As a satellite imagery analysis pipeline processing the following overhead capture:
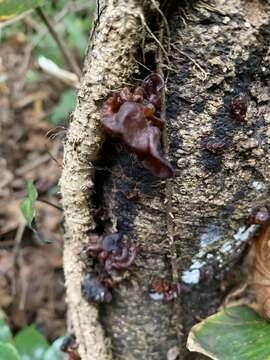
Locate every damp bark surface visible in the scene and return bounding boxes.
[97,0,270,359]
[61,0,270,359]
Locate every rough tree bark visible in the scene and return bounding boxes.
[61,0,270,359]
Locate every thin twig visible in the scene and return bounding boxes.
[150,0,171,57]
[157,29,178,286]
[140,13,170,67]
[55,2,93,23]
[35,7,81,78]
[171,42,208,80]
[37,198,63,212]
[0,10,33,30]
[157,21,183,352]
[11,222,26,295]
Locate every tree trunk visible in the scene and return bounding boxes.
[61,0,270,359]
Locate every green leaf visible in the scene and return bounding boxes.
[50,89,76,125]
[20,180,38,226]
[20,198,35,226]
[0,318,12,343]
[43,337,65,360]
[14,326,49,360]
[187,305,270,360]
[64,15,88,57]
[26,70,40,82]
[0,0,45,19]
[0,342,20,360]
[26,180,38,203]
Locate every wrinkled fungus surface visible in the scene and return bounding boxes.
[82,232,139,303]
[231,93,248,121]
[101,73,173,179]
[249,207,270,225]
[60,334,81,360]
[149,279,181,301]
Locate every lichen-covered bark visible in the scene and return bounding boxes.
[97,0,270,359]
[60,1,148,359]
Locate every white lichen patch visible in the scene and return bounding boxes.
[181,222,259,285]
[220,242,232,254]
[190,260,205,270]
[182,269,200,284]
[200,224,224,247]
[233,225,258,242]
[252,180,264,191]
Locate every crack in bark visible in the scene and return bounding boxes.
[157,21,183,355]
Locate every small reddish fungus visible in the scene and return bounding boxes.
[61,334,81,360]
[205,141,226,154]
[100,73,173,179]
[231,93,248,121]
[149,279,181,301]
[84,232,139,276]
[125,189,139,200]
[249,207,270,225]
[82,273,112,304]
[82,232,139,303]
[142,72,165,109]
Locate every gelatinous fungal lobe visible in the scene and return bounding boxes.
[205,141,226,154]
[100,72,173,179]
[249,207,270,225]
[84,232,139,276]
[61,334,81,360]
[141,72,165,109]
[149,279,181,301]
[82,273,112,304]
[231,93,248,121]
[82,232,139,303]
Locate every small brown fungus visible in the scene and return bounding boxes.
[84,232,139,276]
[205,141,226,154]
[249,207,270,225]
[100,72,173,179]
[231,93,248,121]
[149,279,181,301]
[141,72,165,109]
[82,273,112,304]
[61,334,81,360]
[82,232,139,303]
[125,189,139,200]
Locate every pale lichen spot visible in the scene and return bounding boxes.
[200,224,223,247]
[233,225,258,242]
[190,260,205,270]
[182,269,200,284]
[252,180,264,191]
[220,242,232,254]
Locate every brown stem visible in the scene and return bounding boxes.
[37,198,63,212]
[157,20,183,353]
[60,1,147,358]
[36,7,81,78]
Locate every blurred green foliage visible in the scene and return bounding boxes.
[187,305,270,360]
[0,0,45,19]
[2,0,95,125]
[33,0,95,66]
[2,0,95,66]
[20,180,38,227]
[0,317,64,360]
[50,89,76,125]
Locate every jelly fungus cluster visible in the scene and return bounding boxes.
[100,73,173,179]
[82,232,139,303]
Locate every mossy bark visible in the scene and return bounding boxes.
[61,0,270,359]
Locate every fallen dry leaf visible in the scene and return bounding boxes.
[252,220,270,319]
